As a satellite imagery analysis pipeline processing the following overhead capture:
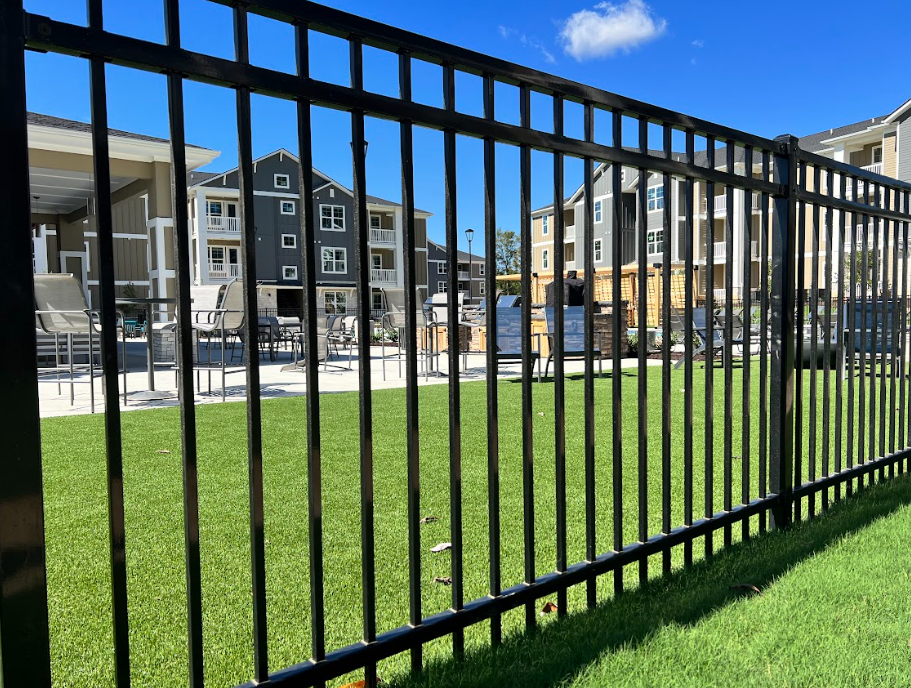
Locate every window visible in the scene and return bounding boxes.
[594,200,603,223]
[478,263,485,276]
[594,238,603,262]
[280,200,296,215]
[320,204,345,231]
[542,215,549,235]
[647,186,665,212]
[438,262,447,274]
[282,265,298,280]
[208,246,224,263]
[479,283,486,295]
[438,281,448,293]
[372,291,383,312]
[542,249,550,270]
[206,201,223,216]
[324,291,347,314]
[458,282,467,293]
[322,247,347,273]
[370,215,381,229]
[281,234,296,249]
[872,146,883,165]
[647,229,664,254]
[371,254,382,270]
[274,173,290,189]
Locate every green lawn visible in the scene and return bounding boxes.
[39,362,904,687]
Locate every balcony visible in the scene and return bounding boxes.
[369,228,395,244]
[207,215,240,233]
[457,271,471,280]
[863,162,883,176]
[371,268,397,284]
[701,194,761,215]
[565,225,576,241]
[711,240,759,261]
[209,262,241,280]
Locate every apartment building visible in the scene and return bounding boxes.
[28,112,219,317]
[187,149,432,315]
[426,239,486,305]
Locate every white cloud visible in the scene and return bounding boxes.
[499,25,556,64]
[692,39,704,48]
[559,0,668,61]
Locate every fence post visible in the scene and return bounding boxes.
[769,134,798,528]
[0,0,53,684]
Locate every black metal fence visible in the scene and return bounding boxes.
[2,1,911,687]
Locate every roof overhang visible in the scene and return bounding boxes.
[885,96,911,124]
[28,124,219,169]
[819,122,894,148]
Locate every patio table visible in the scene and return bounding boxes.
[116,297,176,391]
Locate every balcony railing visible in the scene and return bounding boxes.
[565,225,576,240]
[371,268,397,283]
[863,162,884,175]
[457,271,470,280]
[206,215,240,232]
[208,262,241,279]
[712,240,759,261]
[702,194,761,215]
[369,228,395,243]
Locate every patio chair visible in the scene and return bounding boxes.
[672,306,732,370]
[491,306,541,382]
[427,291,478,372]
[381,288,432,380]
[542,306,603,379]
[282,315,331,374]
[190,279,245,398]
[34,273,127,412]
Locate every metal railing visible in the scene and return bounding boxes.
[370,267,397,283]
[208,262,241,279]
[4,2,911,688]
[713,240,759,260]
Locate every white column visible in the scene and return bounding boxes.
[394,207,404,288]
[194,188,208,285]
[732,188,744,298]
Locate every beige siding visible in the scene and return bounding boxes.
[415,258,427,286]
[415,218,427,248]
[112,195,147,235]
[884,132,898,179]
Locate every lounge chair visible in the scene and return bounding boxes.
[542,306,603,378]
[491,306,541,382]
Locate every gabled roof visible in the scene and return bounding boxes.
[427,239,483,262]
[885,96,911,124]
[798,116,889,153]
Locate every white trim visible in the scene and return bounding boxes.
[282,265,299,280]
[87,280,151,286]
[281,233,297,249]
[274,173,291,190]
[280,200,296,215]
[541,248,550,270]
[593,198,604,223]
[257,190,298,199]
[647,184,665,213]
[593,238,603,263]
[83,231,148,240]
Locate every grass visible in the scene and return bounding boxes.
[39,360,905,687]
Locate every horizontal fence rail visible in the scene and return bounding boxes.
[3,1,911,687]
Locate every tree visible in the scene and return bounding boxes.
[495,228,521,295]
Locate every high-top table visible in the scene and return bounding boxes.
[116,297,176,391]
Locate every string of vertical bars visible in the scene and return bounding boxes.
[4,3,911,688]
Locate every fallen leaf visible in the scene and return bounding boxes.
[157,449,171,454]
[538,412,545,417]
[540,601,559,615]
[729,583,761,595]
[420,516,438,525]
[339,680,383,688]
[430,542,452,553]
[433,576,452,586]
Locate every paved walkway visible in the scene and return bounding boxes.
[38,338,661,418]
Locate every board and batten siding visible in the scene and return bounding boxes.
[898,120,911,183]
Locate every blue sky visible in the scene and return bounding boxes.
[23,0,911,250]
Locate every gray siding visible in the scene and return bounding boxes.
[899,121,911,183]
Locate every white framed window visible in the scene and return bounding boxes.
[322,247,347,273]
[594,238,603,262]
[478,263,485,276]
[647,229,664,254]
[621,169,626,183]
[324,290,347,314]
[371,254,382,270]
[281,234,296,249]
[542,215,549,235]
[594,200,603,223]
[282,265,298,280]
[372,291,384,312]
[274,173,291,189]
[320,204,345,231]
[280,200,296,215]
[206,200,223,216]
[479,282,486,295]
[438,281,448,293]
[542,249,550,270]
[370,215,381,229]
[437,262,447,274]
[647,185,665,212]
[872,145,883,165]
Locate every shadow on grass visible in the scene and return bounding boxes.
[389,473,911,688]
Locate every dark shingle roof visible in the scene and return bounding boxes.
[798,116,888,153]
[367,194,431,215]
[28,112,212,150]
[427,239,483,262]
[188,171,220,185]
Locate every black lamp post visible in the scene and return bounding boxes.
[465,227,474,303]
